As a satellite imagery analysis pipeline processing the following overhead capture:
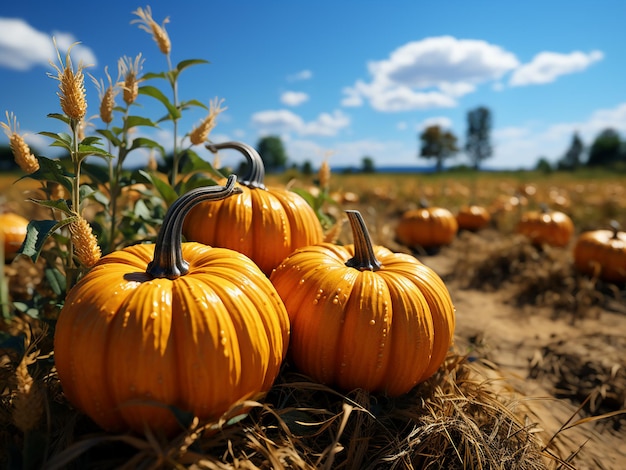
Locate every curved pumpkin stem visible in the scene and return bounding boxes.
[206,141,266,190]
[609,220,621,238]
[147,175,242,279]
[345,210,382,272]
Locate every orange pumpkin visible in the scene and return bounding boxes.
[396,204,458,249]
[516,206,574,247]
[456,205,491,232]
[0,212,28,260]
[270,210,456,396]
[573,221,626,283]
[183,141,324,276]
[54,177,290,436]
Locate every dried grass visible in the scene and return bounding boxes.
[447,230,624,321]
[0,324,556,470]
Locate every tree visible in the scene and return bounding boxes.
[535,156,553,173]
[301,160,313,176]
[419,125,459,172]
[361,156,375,173]
[256,136,288,171]
[465,106,492,170]
[586,128,622,167]
[557,132,584,170]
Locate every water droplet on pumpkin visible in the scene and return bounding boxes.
[369,319,376,326]
[150,311,158,319]
[332,297,339,304]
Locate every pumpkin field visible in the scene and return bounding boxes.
[1,165,625,469]
[1,5,625,467]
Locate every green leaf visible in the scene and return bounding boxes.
[21,218,77,263]
[125,115,158,129]
[39,131,73,152]
[82,162,111,187]
[44,266,66,297]
[143,71,167,80]
[128,137,165,154]
[180,99,209,111]
[177,58,209,72]
[96,129,122,147]
[76,144,114,162]
[47,113,70,125]
[179,149,220,175]
[29,198,73,216]
[138,85,181,120]
[22,156,73,193]
[137,170,178,206]
[80,136,103,146]
[175,174,220,195]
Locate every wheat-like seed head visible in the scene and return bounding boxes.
[69,216,102,268]
[131,6,171,55]
[48,40,89,121]
[1,111,39,174]
[91,67,119,124]
[12,352,44,433]
[189,98,227,145]
[147,149,158,171]
[118,54,144,105]
[318,157,331,192]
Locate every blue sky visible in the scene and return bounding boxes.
[1,1,625,171]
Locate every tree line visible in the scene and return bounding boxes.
[419,106,626,172]
[2,111,624,173]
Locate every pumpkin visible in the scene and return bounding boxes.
[270,210,456,396]
[54,176,290,436]
[573,221,626,283]
[395,203,458,249]
[0,212,28,260]
[455,205,491,232]
[516,205,574,247]
[183,141,324,276]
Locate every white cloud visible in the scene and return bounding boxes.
[287,69,313,82]
[251,109,350,137]
[509,50,604,87]
[280,91,309,106]
[418,116,454,131]
[343,36,519,112]
[0,17,97,71]
[346,80,457,112]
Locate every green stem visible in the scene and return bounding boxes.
[166,54,181,188]
[147,174,242,279]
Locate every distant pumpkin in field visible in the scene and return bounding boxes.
[396,201,458,249]
[455,205,491,232]
[516,205,574,247]
[573,221,626,283]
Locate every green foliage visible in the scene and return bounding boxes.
[256,135,288,171]
[419,125,459,172]
[587,128,623,167]
[557,132,584,170]
[465,106,493,170]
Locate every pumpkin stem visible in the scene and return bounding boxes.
[147,175,242,279]
[609,220,621,238]
[207,141,266,190]
[345,210,382,271]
